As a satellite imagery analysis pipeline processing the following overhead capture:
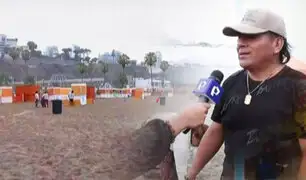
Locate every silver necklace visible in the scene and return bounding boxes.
[244,67,282,105]
[244,73,267,105]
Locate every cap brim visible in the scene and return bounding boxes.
[223,23,268,37]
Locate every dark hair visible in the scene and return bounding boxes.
[269,32,291,64]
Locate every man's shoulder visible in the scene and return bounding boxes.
[222,69,245,87]
[284,66,306,80]
[283,66,306,91]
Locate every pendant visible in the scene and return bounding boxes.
[244,94,252,105]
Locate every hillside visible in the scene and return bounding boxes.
[0,57,150,85]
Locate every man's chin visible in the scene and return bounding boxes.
[239,60,252,69]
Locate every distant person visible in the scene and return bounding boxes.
[41,91,49,108]
[186,9,306,180]
[107,103,211,180]
[68,90,74,105]
[34,91,39,108]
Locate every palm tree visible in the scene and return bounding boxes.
[84,48,91,57]
[27,41,37,56]
[62,48,71,60]
[73,46,81,61]
[117,53,130,73]
[21,49,31,76]
[0,73,11,86]
[160,60,170,88]
[100,62,109,87]
[111,49,116,63]
[144,52,157,88]
[119,73,128,88]
[84,56,91,64]
[78,63,87,82]
[8,47,20,62]
[87,57,97,83]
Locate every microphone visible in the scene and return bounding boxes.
[183,70,224,134]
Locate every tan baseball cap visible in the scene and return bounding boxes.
[223,8,286,38]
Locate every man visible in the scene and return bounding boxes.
[34,91,40,108]
[186,9,306,179]
[41,91,49,108]
[68,90,74,105]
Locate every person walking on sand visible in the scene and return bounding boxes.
[41,91,49,108]
[34,91,39,108]
[68,90,74,105]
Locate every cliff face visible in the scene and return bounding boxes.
[0,56,243,87]
[0,59,150,85]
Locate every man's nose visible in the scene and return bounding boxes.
[237,38,248,51]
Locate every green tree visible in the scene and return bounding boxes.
[27,41,38,57]
[117,53,130,73]
[23,75,35,85]
[84,48,91,57]
[119,72,128,88]
[111,49,116,62]
[144,52,157,88]
[78,63,87,82]
[27,41,37,52]
[8,47,20,61]
[87,57,97,83]
[0,73,11,86]
[61,48,71,60]
[73,45,81,61]
[100,62,109,87]
[84,56,91,63]
[21,49,31,76]
[160,60,170,88]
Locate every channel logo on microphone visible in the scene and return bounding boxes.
[192,78,224,104]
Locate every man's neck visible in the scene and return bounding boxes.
[247,63,285,81]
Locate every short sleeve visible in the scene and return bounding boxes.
[294,78,306,139]
[211,70,242,124]
[211,98,224,123]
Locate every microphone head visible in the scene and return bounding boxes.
[209,70,224,84]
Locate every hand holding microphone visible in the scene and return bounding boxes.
[183,70,224,134]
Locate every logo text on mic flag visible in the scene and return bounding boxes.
[192,78,224,104]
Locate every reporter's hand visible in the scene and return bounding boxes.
[191,124,209,147]
[180,102,211,129]
[167,103,211,136]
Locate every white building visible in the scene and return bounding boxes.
[135,78,171,89]
[154,51,162,68]
[0,34,18,54]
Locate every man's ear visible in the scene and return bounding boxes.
[273,37,284,55]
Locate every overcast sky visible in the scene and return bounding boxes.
[1,0,305,65]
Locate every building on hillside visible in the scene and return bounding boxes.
[6,38,18,47]
[99,82,113,89]
[154,51,162,68]
[98,51,122,64]
[0,34,18,54]
[135,78,171,89]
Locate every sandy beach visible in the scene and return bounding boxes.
[0,94,224,180]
